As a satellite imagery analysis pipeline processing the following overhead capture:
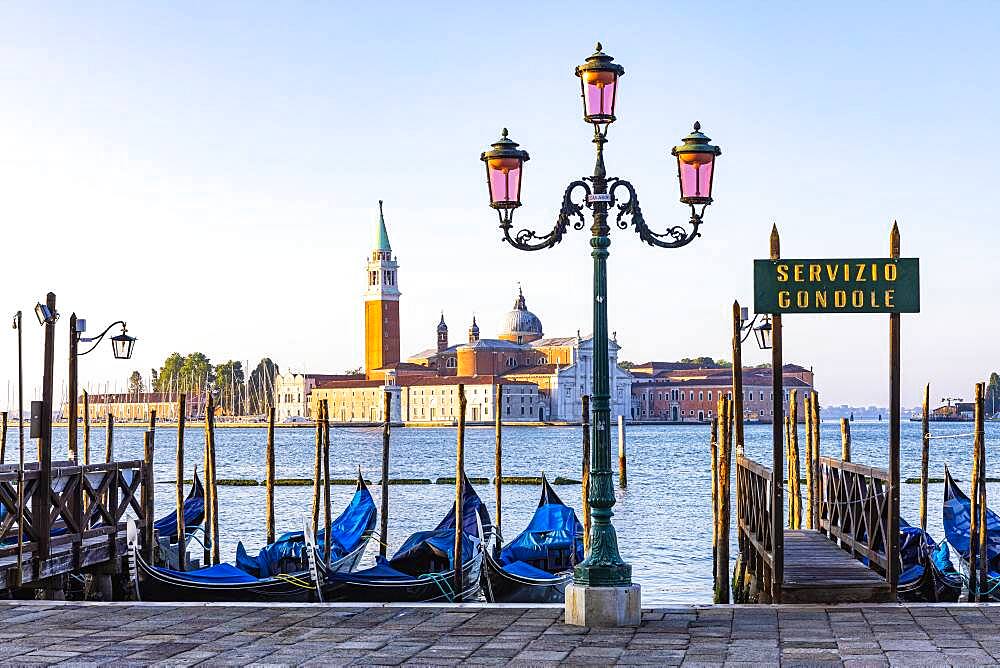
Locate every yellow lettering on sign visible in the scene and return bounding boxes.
[815,291,828,308]
[834,291,847,308]
[778,291,791,308]
[796,291,809,308]
[885,289,895,308]
[871,263,877,281]
[793,264,804,282]
[809,264,821,281]
[885,263,897,281]
[852,290,864,307]
[826,264,839,281]
[776,264,789,282]
[855,263,867,282]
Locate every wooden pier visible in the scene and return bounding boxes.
[736,453,893,603]
[0,459,150,593]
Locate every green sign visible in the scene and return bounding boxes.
[754,258,920,314]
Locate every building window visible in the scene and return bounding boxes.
[507,358,517,368]
[707,391,712,401]
[760,409,765,416]
[760,391,765,401]
[699,391,704,401]
[447,357,456,368]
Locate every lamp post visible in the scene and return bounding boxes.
[68,317,136,461]
[480,43,721,626]
[11,312,24,463]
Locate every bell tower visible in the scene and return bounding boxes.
[365,201,401,378]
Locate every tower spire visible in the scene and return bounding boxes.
[376,199,391,252]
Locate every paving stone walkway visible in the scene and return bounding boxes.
[1,601,1000,666]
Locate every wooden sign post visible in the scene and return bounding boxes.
[753,222,918,600]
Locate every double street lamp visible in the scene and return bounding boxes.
[480,43,721,618]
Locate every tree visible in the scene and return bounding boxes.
[150,368,159,392]
[128,371,144,394]
[179,352,212,394]
[344,366,364,375]
[155,353,185,393]
[247,358,280,415]
[988,371,1000,416]
[215,360,246,416]
[619,361,635,370]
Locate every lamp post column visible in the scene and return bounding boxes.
[68,313,78,461]
[566,136,640,627]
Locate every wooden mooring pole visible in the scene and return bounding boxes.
[494,384,502,549]
[143,430,155,563]
[322,400,332,566]
[266,405,276,545]
[453,384,467,603]
[769,225,784,603]
[788,390,801,530]
[731,301,745,455]
[968,385,982,601]
[617,415,627,488]
[175,394,186,570]
[203,399,211,567]
[1,411,6,464]
[919,383,930,532]
[804,392,814,530]
[311,401,323,537]
[976,383,988,601]
[810,392,820,519]
[716,396,732,604]
[581,395,591,555]
[840,418,851,462]
[887,222,901,598]
[104,413,114,463]
[209,396,220,566]
[710,413,719,596]
[83,390,90,465]
[380,390,390,558]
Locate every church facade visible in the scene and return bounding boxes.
[293,203,631,424]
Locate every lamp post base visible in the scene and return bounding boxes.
[564,583,642,627]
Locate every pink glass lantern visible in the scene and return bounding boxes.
[671,122,722,205]
[575,43,625,125]
[480,129,530,210]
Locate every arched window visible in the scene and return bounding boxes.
[506,357,517,368]
[446,357,457,368]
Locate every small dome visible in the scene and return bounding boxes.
[500,287,543,341]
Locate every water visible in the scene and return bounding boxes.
[34,420,1000,603]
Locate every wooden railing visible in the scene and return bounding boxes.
[816,456,890,574]
[736,454,774,600]
[0,460,150,563]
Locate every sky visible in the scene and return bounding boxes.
[1,1,998,409]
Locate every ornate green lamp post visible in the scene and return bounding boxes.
[480,43,721,626]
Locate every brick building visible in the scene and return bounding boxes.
[631,365,814,423]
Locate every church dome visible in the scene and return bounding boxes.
[499,287,543,343]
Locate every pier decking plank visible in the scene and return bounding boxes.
[781,529,892,603]
[0,535,126,588]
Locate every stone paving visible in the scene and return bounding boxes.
[2,601,1000,666]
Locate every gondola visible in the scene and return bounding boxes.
[942,465,1000,600]
[897,518,962,602]
[152,470,205,541]
[482,474,583,603]
[128,472,376,602]
[321,475,491,602]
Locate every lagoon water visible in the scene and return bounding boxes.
[41,420,1000,603]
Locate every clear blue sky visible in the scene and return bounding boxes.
[1,2,997,408]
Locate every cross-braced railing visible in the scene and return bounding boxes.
[817,456,890,575]
[736,455,774,599]
[0,461,150,564]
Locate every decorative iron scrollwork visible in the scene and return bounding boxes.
[501,180,591,251]
[609,179,703,249]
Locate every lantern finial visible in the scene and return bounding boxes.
[693,121,701,131]
[595,41,602,51]
[501,127,508,138]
